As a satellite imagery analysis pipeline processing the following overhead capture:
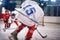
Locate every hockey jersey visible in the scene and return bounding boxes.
[16,0,44,26]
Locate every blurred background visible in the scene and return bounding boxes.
[0,0,60,16]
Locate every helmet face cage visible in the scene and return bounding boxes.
[11,13,15,19]
[11,13,15,16]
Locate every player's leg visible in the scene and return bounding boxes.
[3,21,8,32]
[10,23,26,40]
[25,25,36,40]
[14,21,19,26]
[4,22,8,28]
[8,23,11,28]
[4,20,9,28]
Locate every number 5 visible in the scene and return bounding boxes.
[23,5,36,15]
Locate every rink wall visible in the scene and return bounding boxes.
[44,16,60,24]
[2,7,60,24]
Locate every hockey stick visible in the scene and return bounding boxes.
[36,28,47,38]
[15,9,47,38]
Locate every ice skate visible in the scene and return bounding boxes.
[8,30,18,40]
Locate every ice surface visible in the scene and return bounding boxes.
[0,22,60,40]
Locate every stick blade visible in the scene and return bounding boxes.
[42,35,47,38]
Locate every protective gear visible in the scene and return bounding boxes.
[25,25,35,40]
[11,30,18,40]
[11,23,35,40]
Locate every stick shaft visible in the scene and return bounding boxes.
[15,9,42,25]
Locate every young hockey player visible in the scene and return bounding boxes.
[9,0,44,40]
[8,13,19,27]
[3,9,10,29]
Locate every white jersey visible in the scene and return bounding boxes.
[8,17,16,23]
[16,0,44,26]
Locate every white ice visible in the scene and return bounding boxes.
[0,21,60,40]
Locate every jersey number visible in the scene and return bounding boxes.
[23,5,36,15]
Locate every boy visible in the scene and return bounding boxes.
[9,0,44,40]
